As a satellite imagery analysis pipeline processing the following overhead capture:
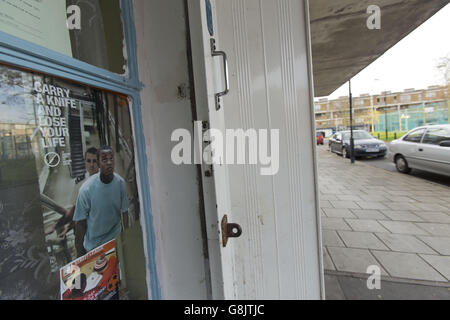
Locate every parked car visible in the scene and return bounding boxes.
[316,132,324,145]
[389,124,450,177]
[329,130,387,159]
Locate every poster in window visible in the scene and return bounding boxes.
[60,240,119,300]
[0,64,148,300]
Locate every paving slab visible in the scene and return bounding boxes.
[355,201,389,210]
[327,247,388,275]
[323,247,336,271]
[420,255,450,281]
[413,212,450,224]
[379,220,430,235]
[358,195,389,202]
[330,200,361,210]
[337,195,362,202]
[381,210,424,222]
[323,208,356,219]
[383,196,416,203]
[350,209,388,220]
[418,236,450,255]
[321,217,352,231]
[375,233,437,254]
[320,194,339,201]
[338,231,389,250]
[414,196,450,205]
[362,190,391,197]
[324,274,346,300]
[345,219,390,233]
[415,223,450,237]
[372,251,447,282]
[384,202,422,211]
[322,230,345,247]
[325,272,450,300]
[413,203,450,212]
[387,190,416,197]
[320,200,333,209]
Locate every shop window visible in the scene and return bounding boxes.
[0,64,147,300]
[0,0,127,75]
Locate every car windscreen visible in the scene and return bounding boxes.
[342,132,374,140]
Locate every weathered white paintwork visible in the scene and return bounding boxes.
[134,0,211,299]
[190,0,324,299]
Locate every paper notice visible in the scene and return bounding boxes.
[0,0,72,56]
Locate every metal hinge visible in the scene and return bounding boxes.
[202,121,214,177]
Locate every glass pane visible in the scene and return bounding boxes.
[422,127,450,145]
[0,64,147,300]
[0,0,127,75]
[404,129,425,143]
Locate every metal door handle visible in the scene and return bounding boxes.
[419,148,424,152]
[211,38,230,110]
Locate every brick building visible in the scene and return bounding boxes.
[315,85,450,134]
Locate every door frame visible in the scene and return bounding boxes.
[0,0,161,300]
[186,0,233,300]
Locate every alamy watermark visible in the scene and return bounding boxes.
[66,5,81,30]
[367,265,381,290]
[367,5,381,30]
[171,122,280,176]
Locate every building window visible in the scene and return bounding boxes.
[0,0,127,74]
[0,64,147,300]
[400,95,411,103]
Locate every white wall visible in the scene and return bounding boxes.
[133,0,209,299]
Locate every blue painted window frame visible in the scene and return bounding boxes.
[0,0,160,300]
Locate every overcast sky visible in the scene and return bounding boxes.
[318,3,450,100]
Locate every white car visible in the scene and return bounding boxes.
[389,125,450,177]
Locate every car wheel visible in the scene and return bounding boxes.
[395,155,411,174]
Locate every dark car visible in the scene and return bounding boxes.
[329,130,387,159]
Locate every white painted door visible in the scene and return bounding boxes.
[188,0,239,300]
[189,0,324,300]
[214,0,323,299]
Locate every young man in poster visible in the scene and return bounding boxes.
[74,146,130,256]
[47,148,100,243]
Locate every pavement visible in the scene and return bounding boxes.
[317,145,450,299]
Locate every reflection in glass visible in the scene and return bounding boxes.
[0,0,127,75]
[0,65,147,300]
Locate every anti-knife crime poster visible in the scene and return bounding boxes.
[0,64,148,299]
[0,0,72,56]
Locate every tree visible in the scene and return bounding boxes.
[437,55,450,85]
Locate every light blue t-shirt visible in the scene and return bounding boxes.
[74,173,130,252]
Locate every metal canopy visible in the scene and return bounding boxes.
[310,0,449,97]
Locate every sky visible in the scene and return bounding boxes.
[317,3,450,100]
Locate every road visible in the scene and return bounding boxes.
[320,143,450,188]
[358,153,450,188]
